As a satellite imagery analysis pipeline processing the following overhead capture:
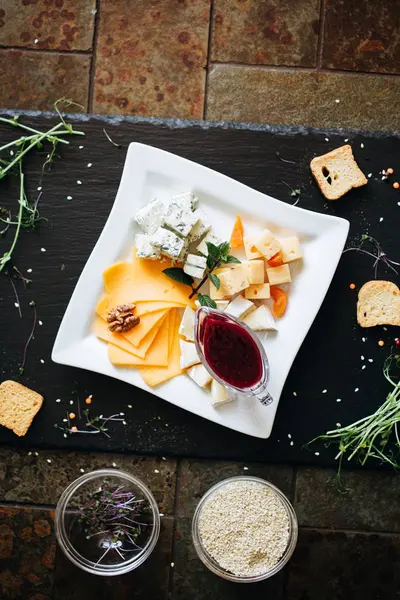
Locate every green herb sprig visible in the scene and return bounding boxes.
[163,241,240,308]
[0,100,84,273]
[310,353,400,473]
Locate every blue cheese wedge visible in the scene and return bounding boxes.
[164,207,199,238]
[211,379,232,406]
[184,254,207,279]
[134,197,165,234]
[225,295,256,320]
[135,233,161,260]
[187,364,212,388]
[178,306,195,341]
[242,305,277,331]
[180,340,200,369]
[188,209,211,242]
[151,227,185,259]
[196,231,222,256]
[169,191,198,212]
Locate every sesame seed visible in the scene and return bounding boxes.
[344,138,349,142]
[34,39,38,44]
[368,173,372,178]
[361,355,365,360]
[79,145,84,149]
[293,392,297,396]
[161,457,166,461]
[39,320,43,326]
[120,412,124,416]
[80,468,85,473]
[325,137,329,142]
[288,434,292,439]
[379,217,384,222]
[34,452,39,456]
[362,365,366,370]
[27,268,32,273]
[77,180,82,185]
[122,421,127,425]
[40,359,45,364]
[128,404,133,408]
[70,400,74,405]
[47,459,52,464]
[322,389,327,394]
[63,419,68,423]
[335,99,340,103]
[154,469,160,473]
[41,247,46,252]
[290,441,294,446]
[28,451,32,456]
[67,196,73,200]
[56,399,61,403]
[355,388,359,392]
[368,358,373,363]
[171,562,175,568]
[37,186,42,191]
[315,452,320,456]
[159,513,164,517]
[243,466,249,471]
[87,163,92,168]
[360,143,364,148]
[112,462,117,467]
[336,398,342,402]
[64,433,67,438]
[10,150,14,156]
[14,303,19,308]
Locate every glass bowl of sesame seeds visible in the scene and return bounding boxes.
[192,476,298,583]
[55,469,160,576]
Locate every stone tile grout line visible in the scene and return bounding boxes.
[316,0,326,70]
[0,44,92,56]
[87,0,101,113]
[167,457,182,599]
[202,0,215,120]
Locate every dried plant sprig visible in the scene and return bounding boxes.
[19,301,37,374]
[343,234,400,278]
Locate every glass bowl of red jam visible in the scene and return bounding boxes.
[194,307,273,406]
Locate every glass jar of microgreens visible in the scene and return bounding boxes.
[55,469,160,576]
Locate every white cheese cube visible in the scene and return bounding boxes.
[170,191,198,212]
[243,235,263,260]
[280,236,303,263]
[178,306,195,341]
[253,229,281,260]
[218,266,249,296]
[179,340,200,370]
[226,295,256,320]
[245,283,271,300]
[243,305,277,331]
[134,197,165,234]
[184,254,207,279]
[187,364,212,388]
[243,259,265,284]
[266,264,292,285]
[188,209,211,242]
[197,231,222,256]
[164,207,199,238]
[209,281,228,300]
[211,379,232,406]
[151,227,185,260]
[135,233,161,260]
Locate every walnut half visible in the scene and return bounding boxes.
[106,303,140,333]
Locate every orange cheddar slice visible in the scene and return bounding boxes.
[122,309,168,347]
[108,313,170,367]
[94,314,166,359]
[96,294,183,319]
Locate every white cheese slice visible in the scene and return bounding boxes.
[134,197,165,234]
[179,340,200,369]
[243,259,265,284]
[253,229,281,260]
[211,379,232,406]
[266,264,291,285]
[178,306,196,341]
[135,233,161,260]
[218,266,249,296]
[280,236,303,263]
[169,191,198,212]
[184,254,207,279]
[188,209,211,242]
[242,305,277,331]
[245,283,271,300]
[225,295,256,320]
[187,364,212,388]
[196,231,223,256]
[151,227,185,260]
[243,234,263,260]
[164,207,199,238]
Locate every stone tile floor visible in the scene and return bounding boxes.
[0,0,399,130]
[0,447,399,599]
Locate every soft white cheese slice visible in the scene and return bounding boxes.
[134,197,165,234]
[225,295,256,320]
[242,305,277,331]
[211,380,233,406]
[187,364,212,388]
[164,207,199,238]
[169,191,198,212]
[135,233,161,260]
[179,340,200,369]
[178,306,196,341]
[184,253,207,279]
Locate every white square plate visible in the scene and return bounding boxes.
[52,143,349,439]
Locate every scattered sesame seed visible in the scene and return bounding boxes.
[322,389,327,394]
[28,451,32,456]
[47,459,52,464]
[344,138,349,142]
[368,358,374,363]
[56,399,61,403]
[14,302,19,308]
[80,468,85,473]
[362,365,366,370]
[70,400,74,405]
[336,423,341,427]
[288,434,292,439]
[40,359,45,364]
[37,186,42,191]
[67,195,73,200]
[123,421,127,425]
[398,202,400,207]
[355,388,359,392]
[336,398,342,402]
[362,337,366,342]
[34,452,39,456]
[10,150,14,156]
[243,466,249,471]
[171,562,175,568]
[87,163,92,168]
[79,145,84,149]
[379,217,384,222]
[335,99,340,103]
[315,452,320,456]
[112,462,117,467]
[324,137,329,142]
[161,457,166,461]
[63,419,68,423]
[381,175,387,181]
[293,392,297,396]
[27,268,32,273]
[360,143,364,148]
[154,469,160,473]
[368,173,372,178]
[361,355,365,360]
[128,404,132,408]
[159,513,164,517]
[290,441,294,446]
[41,247,46,252]
[63,433,67,438]
[77,180,82,185]
[120,412,124,416]
[34,39,38,44]
[39,320,43,326]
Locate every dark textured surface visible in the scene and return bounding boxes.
[212,0,320,66]
[0,505,55,600]
[0,112,400,469]
[295,467,400,532]
[322,0,400,74]
[286,528,400,600]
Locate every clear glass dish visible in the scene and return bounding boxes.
[194,307,274,406]
[55,469,160,576]
[192,476,298,583]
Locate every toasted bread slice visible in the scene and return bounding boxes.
[310,145,367,200]
[357,281,400,328]
[0,380,43,437]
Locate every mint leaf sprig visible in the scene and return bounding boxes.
[162,241,240,308]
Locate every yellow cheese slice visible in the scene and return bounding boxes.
[138,310,183,387]
[108,313,170,367]
[135,301,185,316]
[168,309,176,356]
[93,315,165,359]
[103,251,195,307]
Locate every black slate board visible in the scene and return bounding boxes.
[0,111,399,468]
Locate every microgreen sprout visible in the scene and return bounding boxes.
[343,234,400,278]
[103,128,122,148]
[310,353,400,473]
[54,408,126,439]
[19,301,37,375]
[281,181,301,206]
